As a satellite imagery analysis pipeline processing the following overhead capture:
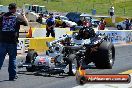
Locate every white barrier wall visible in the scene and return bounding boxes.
[32,28,70,39]
[17,38,30,54]
[96,30,132,44]
[17,30,132,54]
[17,38,25,54]
[24,39,30,52]
[32,28,45,38]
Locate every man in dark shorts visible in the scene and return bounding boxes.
[36,13,43,24]
[0,3,28,81]
[46,13,55,37]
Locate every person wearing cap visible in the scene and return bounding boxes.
[46,13,55,37]
[0,3,28,81]
[124,18,130,30]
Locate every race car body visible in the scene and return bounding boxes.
[18,27,115,76]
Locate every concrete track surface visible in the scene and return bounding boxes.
[0,45,132,88]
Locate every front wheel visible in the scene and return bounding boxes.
[25,50,38,72]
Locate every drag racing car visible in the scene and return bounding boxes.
[18,27,115,76]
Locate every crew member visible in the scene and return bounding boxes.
[98,18,106,30]
[125,18,130,30]
[46,13,55,37]
[0,3,28,81]
[36,13,43,24]
[109,6,114,17]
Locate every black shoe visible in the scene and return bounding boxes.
[9,78,15,81]
[9,75,18,81]
[15,75,18,79]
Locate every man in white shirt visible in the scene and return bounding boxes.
[109,6,114,17]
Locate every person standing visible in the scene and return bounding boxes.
[125,18,130,30]
[109,5,114,18]
[36,13,43,24]
[98,18,106,30]
[0,3,28,81]
[46,13,55,37]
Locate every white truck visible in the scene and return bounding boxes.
[0,5,8,14]
[23,4,48,23]
[23,4,48,14]
[27,12,46,24]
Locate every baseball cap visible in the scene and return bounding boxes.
[8,3,17,10]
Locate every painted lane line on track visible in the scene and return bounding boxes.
[73,70,132,88]
[119,70,132,74]
[114,43,132,47]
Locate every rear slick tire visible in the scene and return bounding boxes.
[94,41,115,69]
